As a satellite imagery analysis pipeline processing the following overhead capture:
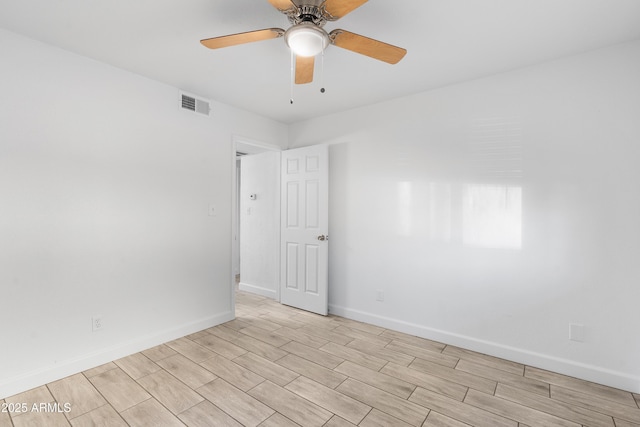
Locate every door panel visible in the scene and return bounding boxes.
[286,182,299,227]
[280,145,328,315]
[286,243,299,289]
[306,180,320,228]
[305,244,319,294]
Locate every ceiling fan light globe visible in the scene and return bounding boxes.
[285,24,329,57]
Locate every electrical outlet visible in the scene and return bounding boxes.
[376,290,384,302]
[569,323,584,342]
[208,204,216,216]
[92,316,103,332]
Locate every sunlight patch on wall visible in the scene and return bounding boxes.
[462,184,522,249]
[428,182,453,243]
[397,181,413,236]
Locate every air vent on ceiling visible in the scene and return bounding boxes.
[180,92,211,116]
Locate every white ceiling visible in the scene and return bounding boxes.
[1,0,640,124]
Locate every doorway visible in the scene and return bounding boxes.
[232,137,282,307]
[232,137,330,316]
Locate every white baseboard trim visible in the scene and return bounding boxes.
[239,282,277,300]
[329,304,640,393]
[0,311,234,400]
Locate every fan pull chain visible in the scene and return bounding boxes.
[320,49,326,94]
[290,50,294,104]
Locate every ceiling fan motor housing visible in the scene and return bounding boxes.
[298,6,327,25]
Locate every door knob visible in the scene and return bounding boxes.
[317,235,328,241]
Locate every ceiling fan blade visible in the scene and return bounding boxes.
[295,55,315,84]
[323,0,368,19]
[268,0,296,12]
[329,29,406,64]
[201,28,284,50]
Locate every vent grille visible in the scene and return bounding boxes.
[180,93,211,116]
[182,94,196,111]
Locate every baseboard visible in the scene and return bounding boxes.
[239,282,277,300]
[329,304,640,393]
[0,311,234,400]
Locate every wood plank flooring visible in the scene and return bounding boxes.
[2,290,639,426]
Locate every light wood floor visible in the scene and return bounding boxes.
[2,291,640,427]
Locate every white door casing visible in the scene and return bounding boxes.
[280,145,329,315]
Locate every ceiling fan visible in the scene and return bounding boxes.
[200,0,407,85]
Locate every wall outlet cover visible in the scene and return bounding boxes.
[92,316,103,332]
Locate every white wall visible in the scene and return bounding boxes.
[0,28,287,399]
[289,40,640,392]
[239,152,281,299]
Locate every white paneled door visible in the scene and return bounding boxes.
[280,145,329,315]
